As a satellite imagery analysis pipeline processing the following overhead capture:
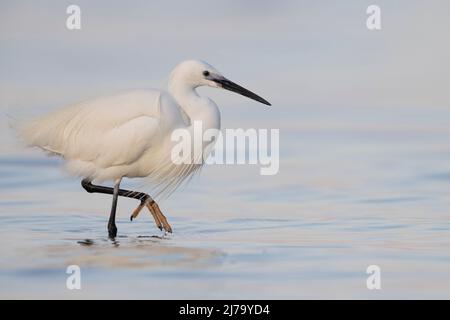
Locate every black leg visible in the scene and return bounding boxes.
[107,180,120,238]
[81,178,151,203]
[81,178,172,234]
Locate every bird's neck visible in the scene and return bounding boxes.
[169,82,220,131]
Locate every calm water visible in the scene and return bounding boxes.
[1,105,450,299]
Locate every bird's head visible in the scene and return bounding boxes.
[169,60,271,106]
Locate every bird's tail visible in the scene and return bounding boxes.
[9,111,64,155]
[6,112,29,146]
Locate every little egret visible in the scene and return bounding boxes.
[21,60,271,238]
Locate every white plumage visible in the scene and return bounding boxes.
[21,60,224,197]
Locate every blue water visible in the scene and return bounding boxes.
[1,105,450,299]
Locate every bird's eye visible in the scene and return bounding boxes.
[203,70,210,77]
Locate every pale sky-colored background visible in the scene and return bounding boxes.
[1,0,449,115]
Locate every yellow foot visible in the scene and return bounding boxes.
[130,199,173,233]
[130,201,145,221]
[146,201,173,233]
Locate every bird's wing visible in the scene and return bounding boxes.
[21,89,169,167]
[66,115,161,167]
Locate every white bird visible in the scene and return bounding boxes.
[20,60,270,238]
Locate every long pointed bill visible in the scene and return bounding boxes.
[213,78,271,106]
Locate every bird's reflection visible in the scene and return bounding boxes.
[63,235,223,269]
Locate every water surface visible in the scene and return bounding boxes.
[1,105,450,299]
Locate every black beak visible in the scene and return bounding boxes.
[213,78,271,106]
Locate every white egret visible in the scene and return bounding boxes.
[20,60,271,238]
